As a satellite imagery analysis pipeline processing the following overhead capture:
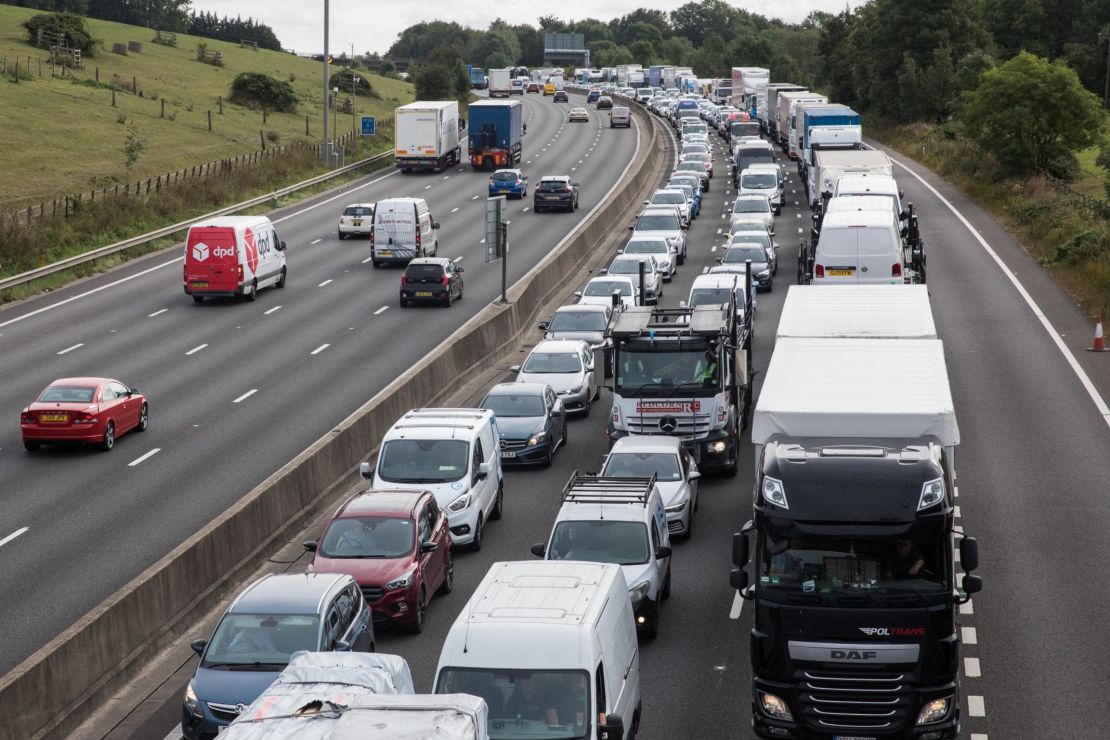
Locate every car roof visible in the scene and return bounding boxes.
[735,193,770,201]
[639,207,681,216]
[554,303,608,313]
[47,377,112,387]
[823,209,896,227]
[532,339,590,353]
[609,435,684,454]
[343,202,375,208]
[340,490,426,517]
[485,381,549,396]
[230,573,350,615]
[406,257,450,267]
[493,168,523,175]
[691,273,745,290]
[540,175,571,182]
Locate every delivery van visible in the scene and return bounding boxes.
[370,197,439,268]
[184,215,286,303]
[812,209,905,285]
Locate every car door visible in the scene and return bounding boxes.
[428,497,451,574]
[416,502,441,590]
[109,382,138,429]
[97,383,119,420]
[546,387,564,443]
[470,438,492,517]
[581,345,596,401]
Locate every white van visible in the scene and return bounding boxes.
[739,163,783,213]
[364,409,503,549]
[532,473,672,639]
[435,560,641,740]
[370,197,439,268]
[833,173,905,217]
[812,209,905,285]
[184,215,286,303]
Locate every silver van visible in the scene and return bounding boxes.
[812,209,905,285]
[610,106,632,128]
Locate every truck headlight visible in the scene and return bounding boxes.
[762,476,788,509]
[918,478,945,510]
[386,568,416,590]
[447,492,472,512]
[916,696,951,724]
[527,432,548,447]
[184,682,201,716]
[758,691,793,721]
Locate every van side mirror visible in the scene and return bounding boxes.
[359,462,373,480]
[190,639,207,657]
[730,567,749,592]
[303,540,318,553]
[655,545,672,559]
[537,321,549,332]
[960,537,979,572]
[433,222,440,229]
[476,462,491,480]
[278,240,287,251]
[510,365,521,373]
[601,714,625,740]
[688,471,701,480]
[530,543,546,557]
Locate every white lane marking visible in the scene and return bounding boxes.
[0,527,29,549]
[794,201,799,206]
[954,505,961,519]
[264,305,282,315]
[960,599,974,615]
[480,238,486,244]
[373,306,389,315]
[962,626,977,644]
[964,657,981,677]
[968,695,986,717]
[728,590,744,619]
[578,160,583,164]
[798,227,803,233]
[271,168,400,225]
[571,167,577,171]
[711,246,717,252]
[424,185,432,190]
[717,228,722,234]
[702,267,709,274]
[471,195,479,200]
[721,214,726,219]
[232,389,257,403]
[796,214,801,219]
[361,256,374,264]
[453,256,464,263]
[886,150,1110,430]
[184,344,208,355]
[443,175,450,180]
[526,160,532,165]
[310,343,330,355]
[147,308,168,317]
[310,238,322,245]
[128,448,161,467]
[451,207,459,213]
[318,279,333,287]
[56,343,84,355]
[523,207,530,212]
[971,735,989,740]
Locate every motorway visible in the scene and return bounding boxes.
[0,90,641,676]
[29,97,1110,739]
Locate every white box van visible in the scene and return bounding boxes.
[183,215,286,303]
[364,409,503,549]
[435,560,640,740]
[370,197,439,268]
[812,209,905,285]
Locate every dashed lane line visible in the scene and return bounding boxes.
[373,306,389,315]
[310,238,322,245]
[147,308,168,317]
[56,343,84,355]
[264,305,282,315]
[318,279,333,287]
[310,344,330,356]
[184,344,208,356]
[128,448,161,467]
[232,389,257,403]
[0,527,29,548]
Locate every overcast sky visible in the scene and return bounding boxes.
[189,1,864,56]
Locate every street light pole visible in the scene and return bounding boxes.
[1100,32,1110,109]
[321,0,330,165]
[332,86,339,153]
[352,75,359,135]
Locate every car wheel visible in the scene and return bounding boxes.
[276,267,287,289]
[470,515,484,551]
[409,587,427,634]
[137,403,148,432]
[23,440,40,452]
[443,290,453,308]
[338,231,347,240]
[561,421,568,447]
[100,421,115,452]
[682,509,694,539]
[491,482,504,521]
[438,552,455,595]
[766,278,774,293]
[542,443,554,467]
[662,569,672,600]
[574,197,579,210]
[642,600,660,640]
[245,280,258,302]
[399,298,408,308]
[192,296,204,303]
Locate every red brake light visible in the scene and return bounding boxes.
[892,262,902,278]
[416,231,422,247]
[400,275,407,286]
[21,411,34,424]
[237,265,244,281]
[441,275,450,287]
[815,263,825,278]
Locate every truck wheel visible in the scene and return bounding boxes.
[276,267,287,289]
[245,280,257,302]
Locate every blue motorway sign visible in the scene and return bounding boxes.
[360,116,376,136]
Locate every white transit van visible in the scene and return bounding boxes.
[811,209,905,285]
[435,560,640,740]
[184,215,286,302]
[833,173,905,218]
[363,409,503,549]
[370,197,439,268]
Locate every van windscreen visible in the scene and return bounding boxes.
[377,439,469,483]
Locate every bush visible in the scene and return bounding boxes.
[22,12,96,56]
[331,69,374,97]
[228,72,298,113]
[266,130,279,143]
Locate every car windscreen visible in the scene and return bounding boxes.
[603,452,682,481]
[723,245,767,263]
[436,668,589,735]
[548,520,650,565]
[635,215,680,231]
[741,173,777,189]
[377,439,469,483]
[320,516,414,558]
[624,240,668,255]
[682,153,710,163]
[537,180,568,191]
[729,233,771,250]
[584,280,631,297]
[548,310,606,332]
[675,162,704,173]
[203,613,320,668]
[733,199,769,213]
[609,259,653,276]
[522,351,582,374]
[492,171,520,181]
[404,264,444,281]
[481,393,545,418]
[651,193,684,205]
[342,206,372,216]
[38,386,96,403]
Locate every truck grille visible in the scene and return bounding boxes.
[798,671,911,732]
[627,413,710,436]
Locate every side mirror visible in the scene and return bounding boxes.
[601,713,625,740]
[731,532,750,567]
[278,240,287,251]
[573,291,583,298]
[627,225,634,231]
[715,258,723,264]
[190,639,207,657]
[530,543,546,557]
[899,190,905,199]
[655,545,672,560]
[477,461,491,479]
[510,364,521,373]
[359,462,373,480]
[537,321,549,332]
[688,471,701,480]
[900,209,910,221]
[599,268,608,275]
[303,540,318,553]
[433,221,440,229]
[729,567,749,592]
[679,300,688,308]
[961,574,983,598]
[335,639,351,651]
[960,537,979,572]
[128,388,138,396]
[420,540,439,553]
[457,267,465,273]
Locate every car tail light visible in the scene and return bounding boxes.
[237,264,244,281]
[441,275,450,287]
[489,179,495,186]
[400,275,407,286]
[815,263,825,278]
[20,411,34,424]
[73,411,97,424]
[416,230,422,248]
[892,262,902,278]
[369,230,375,245]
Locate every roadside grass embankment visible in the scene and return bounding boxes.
[868,120,1110,316]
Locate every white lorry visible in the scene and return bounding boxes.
[807,148,892,208]
[487,68,512,98]
[394,101,461,173]
[730,67,770,110]
[780,93,827,157]
[775,284,937,341]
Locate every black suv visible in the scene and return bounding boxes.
[400,257,464,307]
[534,176,580,213]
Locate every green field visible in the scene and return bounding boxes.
[0,4,413,212]
[1075,146,1108,199]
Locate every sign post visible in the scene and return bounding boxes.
[485,196,508,303]
[360,115,376,136]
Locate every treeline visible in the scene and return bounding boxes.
[6,0,283,50]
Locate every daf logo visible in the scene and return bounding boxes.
[830,649,878,661]
[658,416,678,433]
[191,242,209,261]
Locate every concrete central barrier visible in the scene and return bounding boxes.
[0,103,669,740]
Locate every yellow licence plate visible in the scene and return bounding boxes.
[40,413,67,422]
[416,291,433,297]
[192,281,209,288]
[828,269,854,277]
[378,250,392,256]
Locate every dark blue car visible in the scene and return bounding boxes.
[488,169,528,199]
[481,382,568,466]
[182,573,373,739]
[586,89,601,103]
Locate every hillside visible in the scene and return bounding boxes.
[0,4,413,212]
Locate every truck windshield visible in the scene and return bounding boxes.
[757,522,950,606]
[549,520,650,565]
[616,347,720,393]
[436,668,590,740]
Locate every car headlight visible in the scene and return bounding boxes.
[566,385,583,395]
[758,691,793,721]
[762,476,788,509]
[184,681,201,716]
[664,499,687,513]
[447,492,472,512]
[527,432,548,447]
[386,568,416,590]
[628,581,650,604]
[757,269,770,277]
[916,696,951,725]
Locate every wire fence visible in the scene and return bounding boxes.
[1044,173,1110,220]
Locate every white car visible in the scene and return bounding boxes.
[683,272,755,317]
[601,436,700,538]
[646,189,693,227]
[512,339,598,416]
[338,203,375,239]
[630,207,686,264]
[730,194,775,235]
[739,163,784,214]
[621,236,675,279]
[605,254,663,304]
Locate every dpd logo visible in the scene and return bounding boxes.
[191,242,209,262]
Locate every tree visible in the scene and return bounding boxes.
[670,0,735,46]
[984,0,1048,56]
[955,49,996,92]
[962,52,1107,174]
[122,123,146,177]
[414,63,452,100]
[629,39,656,65]
[22,12,96,55]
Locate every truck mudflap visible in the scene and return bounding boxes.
[470,148,519,170]
[396,152,456,173]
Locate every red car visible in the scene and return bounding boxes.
[21,377,148,452]
[526,82,540,93]
[305,489,453,633]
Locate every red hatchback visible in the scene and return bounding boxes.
[305,489,453,633]
[21,377,148,452]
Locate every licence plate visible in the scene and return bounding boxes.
[378,250,392,256]
[827,269,854,277]
[544,195,560,200]
[191,281,209,288]
[834,736,877,740]
[40,413,67,423]
[352,219,362,226]
[501,451,517,459]
[416,291,433,297]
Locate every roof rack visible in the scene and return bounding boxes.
[561,470,656,506]
[605,295,736,339]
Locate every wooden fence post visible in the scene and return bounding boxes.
[218,96,223,115]
[112,88,116,107]
[38,57,42,77]
[132,75,137,94]
[64,196,69,217]
[208,110,212,131]
[161,99,165,118]
[95,66,99,83]
[260,129,265,150]
[14,60,19,84]
[305,115,309,135]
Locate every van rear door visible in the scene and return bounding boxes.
[185,227,240,293]
[814,227,859,283]
[373,202,419,260]
[857,225,902,284]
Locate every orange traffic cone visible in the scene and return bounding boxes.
[1088,314,1110,352]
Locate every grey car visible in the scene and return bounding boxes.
[481,382,567,467]
[711,242,775,292]
[606,254,663,304]
[538,304,612,376]
[512,339,598,416]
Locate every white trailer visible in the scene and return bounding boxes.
[394,101,461,173]
[808,148,892,208]
[487,68,512,98]
[775,285,936,341]
[730,67,770,109]
[779,93,826,155]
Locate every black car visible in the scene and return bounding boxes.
[553,90,569,103]
[596,95,614,110]
[399,257,464,307]
[534,176,579,213]
[480,382,567,466]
